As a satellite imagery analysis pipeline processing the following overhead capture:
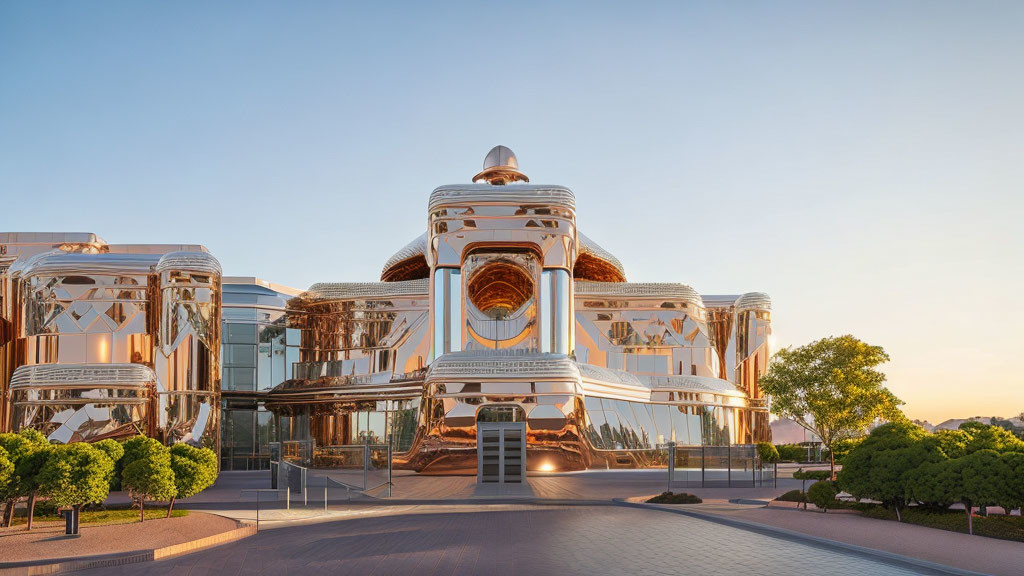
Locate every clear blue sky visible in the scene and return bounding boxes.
[2,1,1022,422]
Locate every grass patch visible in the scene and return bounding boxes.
[860,506,1024,542]
[10,503,188,527]
[646,492,702,504]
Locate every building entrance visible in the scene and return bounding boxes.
[477,422,526,483]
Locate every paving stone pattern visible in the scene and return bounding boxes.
[81,504,934,576]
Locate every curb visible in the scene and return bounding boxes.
[614,500,990,576]
[0,522,256,575]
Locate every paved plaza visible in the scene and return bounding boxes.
[80,503,949,576]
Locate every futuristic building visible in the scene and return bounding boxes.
[267,146,773,475]
[0,234,221,449]
[0,147,773,477]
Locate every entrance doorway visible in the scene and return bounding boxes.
[477,422,526,483]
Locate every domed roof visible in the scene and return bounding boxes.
[473,145,530,185]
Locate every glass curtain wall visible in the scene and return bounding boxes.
[583,396,738,451]
[220,281,300,470]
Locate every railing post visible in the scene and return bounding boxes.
[286,486,290,511]
[303,468,307,507]
[387,434,394,498]
[363,439,369,491]
[324,483,328,512]
[727,445,732,488]
[701,445,705,487]
[774,461,778,489]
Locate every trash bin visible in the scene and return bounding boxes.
[62,507,80,536]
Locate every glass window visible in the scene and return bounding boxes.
[586,405,608,450]
[651,404,673,445]
[367,411,386,444]
[224,323,258,344]
[223,367,255,391]
[670,406,690,445]
[607,400,639,449]
[601,409,622,449]
[631,403,657,449]
[224,344,256,367]
[688,408,703,446]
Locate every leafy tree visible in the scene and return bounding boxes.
[0,447,13,510]
[958,422,1024,454]
[93,439,125,489]
[1000,452,1024,514]
[0,434,29,527]
[121,437,175,522]
[838,422,934,521]
[759,335,905,479]
[37,443,113,516]
[961,450,1010,518]
[807,480,838,512]
[826,437,864,465]
[167,444,217,517]
[0,430,51,529]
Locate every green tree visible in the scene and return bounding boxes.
[759,335,905,479]
[37,443,114,516]
[0,430,51,529]
[999,452,1024,515]
[93,439,125,489]
[0,447,14,512]
[121,437,175,522]
[961,450,1010,518]
[167,444,217,517]
[807,480,838,512]
[838,422,934,521]
[958,422,1024,454]
[0,434,29,527]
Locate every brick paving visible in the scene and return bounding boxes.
[79,504,942,576]
[0,512,238,565]
[704,504,1024,576]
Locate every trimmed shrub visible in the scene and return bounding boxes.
[775,444,808,462]
[646,492,702,504]
[757,442,780,465]
[807,481,838,511]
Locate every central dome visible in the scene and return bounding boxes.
[473,145,530,185]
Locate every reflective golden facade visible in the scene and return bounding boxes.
[0,235,221,449]
[1,147,773,475]
[270,146,774,474]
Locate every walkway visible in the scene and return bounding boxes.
[79,503,949,576]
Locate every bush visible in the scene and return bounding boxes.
[776,444,808,462]
[775,489,806,503]
[860,506,1024,543]
[38,443,114,511]
[807,481,838,511]
[757,442,779,465]
[646,491,702,504]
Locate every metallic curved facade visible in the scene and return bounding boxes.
[0,236,221,450]
[269,148,774,474]
[1,148,773,475]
